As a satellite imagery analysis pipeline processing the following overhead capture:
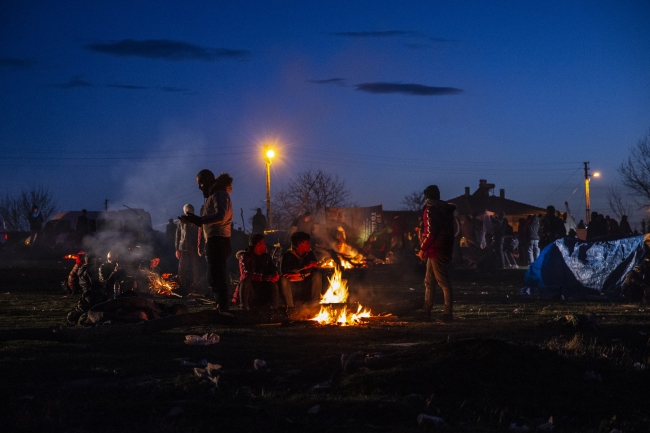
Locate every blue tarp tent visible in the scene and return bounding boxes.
[522,235,646,299]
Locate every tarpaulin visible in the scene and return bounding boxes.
[522,235,646,299]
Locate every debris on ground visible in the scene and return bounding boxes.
[417,413,446,426]
[253,359,267,370]
[184,333,220,345]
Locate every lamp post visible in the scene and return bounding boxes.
[265,147,274,230]
[583,161,600,223]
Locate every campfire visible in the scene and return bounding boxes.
[311,266,372,326]
[319,257,354,269]
[147,272,181,297]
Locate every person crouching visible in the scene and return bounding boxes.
[235,233,284,310]
[280,231,322,309]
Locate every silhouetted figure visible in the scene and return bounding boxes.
[390,214,407,251]
[418,184,456,322]
[28,205,43,249]
[620,215,633,236]
[252,208,267,234]
[76,209,90,240]
[539,205,565,248]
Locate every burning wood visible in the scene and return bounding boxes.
[319,257,354,269]
[311,266,372,326]
[147,272,181,297]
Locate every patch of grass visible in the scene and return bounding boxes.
[2,263,650,432]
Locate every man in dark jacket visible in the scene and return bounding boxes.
[539,205,566,248]
[527,215,541,264]
[75,209,90,240]
[280,231,322,308]
[252,208,267,234]
[175,204,201,295]
[620,215,633,236]
[234,233,287,310]
[418,185,456,322]
[28,205,43,249]
[99,251,124,298]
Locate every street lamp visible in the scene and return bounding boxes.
[265,147,274,230]
[584,161,601,223]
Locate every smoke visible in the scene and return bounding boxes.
[113,128,208,229]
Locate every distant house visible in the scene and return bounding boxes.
[447,179,547,230]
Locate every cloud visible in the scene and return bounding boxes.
[307,78,346,86]
[330,30,425,38]
[355,82,462,96]
[86,39,250,61]
[0,57,34,69]
[50,76,92,88]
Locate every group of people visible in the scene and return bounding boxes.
[173,169,326,314]
[173,169,457,323]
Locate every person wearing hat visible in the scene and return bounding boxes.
[418,185,457,322]
[233,233,285,310]
[175,204,201,295]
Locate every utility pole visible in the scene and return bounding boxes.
[104,199,109,212]
[584,162,591,223]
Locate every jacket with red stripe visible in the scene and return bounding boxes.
[238,248,278,282]
[420,199,457,261]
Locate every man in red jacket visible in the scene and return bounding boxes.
[418,185,457,322]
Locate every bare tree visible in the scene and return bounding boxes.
[606,185,634,220]
[401,190,426,211]
[0,186,58,231]
[274,169,351,229]
[618,128,650,208]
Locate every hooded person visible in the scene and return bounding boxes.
[418,185,457,322]
[179,170,233,313]
[175,203,201,295]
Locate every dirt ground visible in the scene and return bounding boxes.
[1,259,649,433]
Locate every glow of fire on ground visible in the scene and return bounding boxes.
[311,266,371,326]
[147,272,182,297]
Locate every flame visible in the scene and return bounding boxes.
[147,272,181,297]
[319,257,354,270]
[313,304,372,326]
[340,258,354,269]
[311,266,372,325]
[63,254,78,260]
[321,266,348,303]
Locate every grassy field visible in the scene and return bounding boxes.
[1,259,649,432]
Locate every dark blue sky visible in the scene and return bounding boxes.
[2,1,649,230]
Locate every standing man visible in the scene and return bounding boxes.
[180,170,233,312]
[175,204,201,295]
[75,209,90,241]
[28,205,43,249]
[252,208,267,234]
[418,185,457,323]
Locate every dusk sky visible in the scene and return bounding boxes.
[2,1,649,231]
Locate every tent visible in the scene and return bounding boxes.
[522,235,646,299]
